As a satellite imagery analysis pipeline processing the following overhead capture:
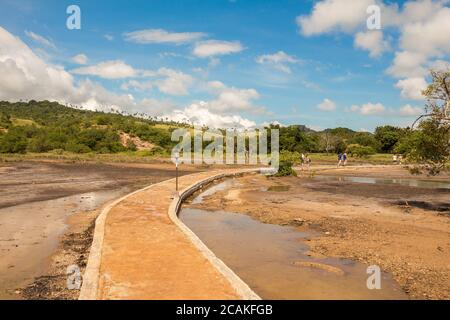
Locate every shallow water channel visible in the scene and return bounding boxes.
[180,179,408,300]
[314,175,450,190]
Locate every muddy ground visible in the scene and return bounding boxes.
[0,160,204,300]
[189,166,450,300]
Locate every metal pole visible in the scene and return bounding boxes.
[176,163,178,191]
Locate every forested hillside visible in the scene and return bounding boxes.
[0,100,407,156]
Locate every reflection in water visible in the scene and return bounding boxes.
[314,175,450,189]
[191,180,236,204]
[180,207,407,300]
[0,188,129,299]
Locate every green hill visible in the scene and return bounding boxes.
[0,100,400,159]
[0,100,185,155]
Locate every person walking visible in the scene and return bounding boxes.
[337,153,342,168]
[343,152,348,166]
[305,154,311,170]
[301,153,306,170]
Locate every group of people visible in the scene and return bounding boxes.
[299,152,348,170]
[337,152,348,167]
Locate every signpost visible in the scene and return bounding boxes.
[174,151,179,193]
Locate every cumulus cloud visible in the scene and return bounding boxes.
[205,81,264,114]
[72,54,88,65]
[193,40,244,58]
[297,0,375,36]
[297,0,450,102]
[317,98,337,111]
[71,60,194,95]
[0,26,260,129]
[154,68,194,96]
[165,102,256,129]
[387,51,428,78]
[0,26,174,115]
[350,103,385,115]
[24,30,55,49]
[71,60,138,79]
[399,6,450,57]
[124,28,205,44]
[121,80,153,91]
[399,104,424,116]
[354,30,390,57]
[349,102,424,117]
[395,77,427,100]
[256,51,299,73]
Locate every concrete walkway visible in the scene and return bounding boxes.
[79,169,260,300]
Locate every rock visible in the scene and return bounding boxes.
[291,218,305,226]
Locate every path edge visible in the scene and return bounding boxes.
[79,169,262,300]
[168,169,262,300]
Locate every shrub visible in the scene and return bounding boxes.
[347,144,376,157]
[0,129,28,153]
[275,161,297,177]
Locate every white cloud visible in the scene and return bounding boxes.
[124,28,205,44]
[387,51,428,78]
[206,81,264,114]
[72,54,88,65]
[297,0,375,36]
[24,30,55,49]
[256,51,299,73]
[350,103,385,115]
[317,98,337,111]
[399,6,450,57]
[71,60,137,79]
[104,34,114,41]
[193,40,244,58]
[395,77,427,100]
[354,30,390,57]
[0,26,175,116]
[399,104,424,116]
[121,80,153,91]
[297,0,450,102]
[165,102,256,129]
[155,68,194,96]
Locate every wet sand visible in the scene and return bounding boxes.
[186,166,450,300]
[0,161,202,299]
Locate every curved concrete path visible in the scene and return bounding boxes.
[79,169,261,300]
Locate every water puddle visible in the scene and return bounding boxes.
[314,175,450,190]
[181,206,407,299]
[0,188,129,299]
[191,179,237,204]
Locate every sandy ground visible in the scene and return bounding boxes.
[0,160,203,300]
[190,165,450,300]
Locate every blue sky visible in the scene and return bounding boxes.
[0,0,449,131]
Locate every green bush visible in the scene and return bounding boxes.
[0,128,28,153]
[275,161,297,177]
[347,144,376,157]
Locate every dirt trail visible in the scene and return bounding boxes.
[97,170,252,300]
[191,166,450,300]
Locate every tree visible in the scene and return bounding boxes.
[374,126,405,153]
[402,69,450,175]
[413,69,450,126]
[397,118,449,175]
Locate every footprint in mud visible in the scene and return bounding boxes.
[293,261,345,276]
